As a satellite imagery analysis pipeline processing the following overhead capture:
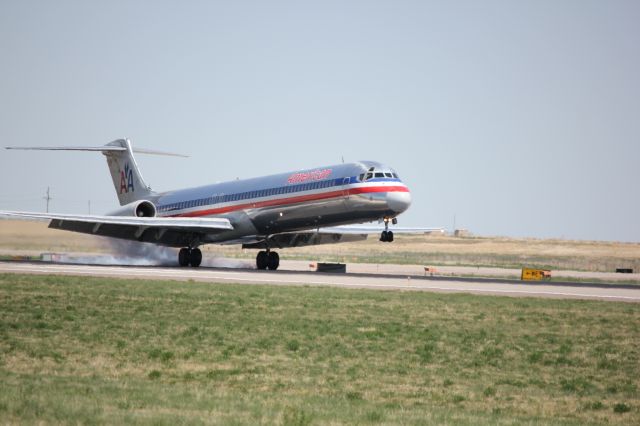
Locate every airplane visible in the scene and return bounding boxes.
[2,139,439,270]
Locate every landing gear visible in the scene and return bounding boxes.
[268,251,280,270]
[178,247,202,267]
[380,217,395,242]
[380,230,394,242]
[256,251,268,270]
[190,248,202,267]
[256,250,280,270]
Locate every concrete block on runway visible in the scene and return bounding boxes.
[310,263,347,273]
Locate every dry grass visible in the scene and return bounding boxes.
[1,219,639,272]
[0,219,106,253]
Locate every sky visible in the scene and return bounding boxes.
[0,1,638,242]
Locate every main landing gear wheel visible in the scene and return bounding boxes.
[256,250,280,270]
[190,248,202,267]
[256,251,268,270]
[178,248,202,267]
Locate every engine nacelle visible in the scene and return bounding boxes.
[109,200,157,217]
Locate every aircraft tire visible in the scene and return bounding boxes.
[267,251,280,270]
[379,231,394,243]
[190,248,202,267]
[256,251,268,270]
[178,248,190,267]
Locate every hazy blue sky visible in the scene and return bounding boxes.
[1,1,638,241]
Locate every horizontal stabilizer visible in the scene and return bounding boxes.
[5,145,187,157]
[6,146,126,152]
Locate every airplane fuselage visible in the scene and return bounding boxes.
[150,161,411,245]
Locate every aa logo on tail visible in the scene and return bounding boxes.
[119,163,135,194]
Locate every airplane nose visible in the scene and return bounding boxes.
[387,189,411,214]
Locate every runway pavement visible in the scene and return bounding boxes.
[2,261,640,302]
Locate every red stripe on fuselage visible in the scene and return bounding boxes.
[168,185,409,218]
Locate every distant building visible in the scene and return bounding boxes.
[454,229,471,237]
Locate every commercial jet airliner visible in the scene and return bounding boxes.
[2,139,437,270]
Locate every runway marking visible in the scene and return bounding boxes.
[2,262,639,302]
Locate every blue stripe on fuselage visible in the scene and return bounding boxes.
[156,175,402,214]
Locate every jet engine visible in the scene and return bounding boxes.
[109,200,157,217]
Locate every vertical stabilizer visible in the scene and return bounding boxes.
[103,139,154,205]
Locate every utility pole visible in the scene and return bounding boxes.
[43,187,52,213]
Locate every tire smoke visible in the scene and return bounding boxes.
[47,238,254,268]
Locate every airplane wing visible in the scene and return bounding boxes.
[0,211,232,247]
[316,225,445,234]
[240,225,444,249]
[241,230,368,249]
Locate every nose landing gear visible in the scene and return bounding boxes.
[256,250,280,270]
[380,230,394,242]
[380,217,397,243]
[178,247,202,267]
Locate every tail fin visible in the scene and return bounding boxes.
[6,138,187,206]
[104,139,154,205]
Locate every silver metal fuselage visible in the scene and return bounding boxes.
[149,161,411,245]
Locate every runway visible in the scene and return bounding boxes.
[2,261,639,302]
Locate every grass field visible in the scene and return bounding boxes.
[1,274,638,424]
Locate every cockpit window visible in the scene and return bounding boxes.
[360,166,400,181]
